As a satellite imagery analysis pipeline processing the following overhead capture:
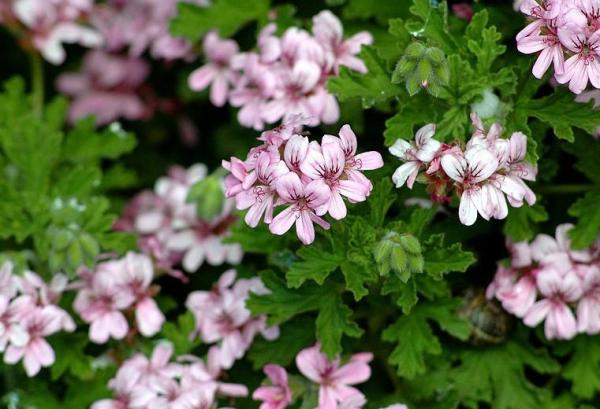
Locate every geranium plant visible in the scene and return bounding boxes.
[1,0,600,408]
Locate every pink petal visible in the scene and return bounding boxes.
[136,298,165,337]
[188,65,216,91]
[269,206,297,236]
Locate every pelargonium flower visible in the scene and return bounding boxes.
[296,344,372,409]
[189,31,240,107]
[91,0,205,61]
[488,224,600,340]
[516,0,600,94]
[0,261,74,377]
[73,252,165,343]
[91,341,248,409]
[3,305,64,377]
[188,11,372,129]
[253,364,292,409]
[223,119,383,245]
[390,113,537,226]
[9,0,102,64]
[56,50,150,125]
[186,269,279,370]
[116,163,242,274]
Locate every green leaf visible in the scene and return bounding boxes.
[368,178,396,226]
[286,246,343,288]
[562,335,600,399]
[383,299,469,378]
[503,204,548,242]
[524,89,600,142]
[465,11,506,75]
[247,271,330,325]
[248,318,315,370]
[451,339,560,409]
[226,221,287,254]
[384,101,434,146]
[328,46,403,108]
[63,119,136,163]
[568,189,600,249]
[161,311,201,355]
[423,234,476,278]
[248,271,361,358]
[50,333,94,381]
[170,0,270,41]
[562,133,600,183]
[316,293,363,358]
[406,0,457,54]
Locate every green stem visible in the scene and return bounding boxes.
[536,184,598,195]
[30,53,44,117]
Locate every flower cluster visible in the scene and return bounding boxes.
[253,343,374,409]
[116,164,242,275]
[186,269,279,370]
[91,0,208,62]
[0,0,102,64]
[390,113,537,226]
[487,224,600,340]
[73,252,165,343]
[516,0,600,94]
[0,262,75,376]
[56,50,150,126]
[188,10,373,130]
[51,0,208,126]
[91,341,248,409]
[223,118,383,244]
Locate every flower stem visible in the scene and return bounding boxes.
[536,184,598,195]
[30,53,44,117]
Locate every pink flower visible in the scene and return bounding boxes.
[516,23,564,79]
[312,10,373,74]
[57,50,150,125]
[229,53,277,130]
[188,31,239,106]
[91,0,197,61]
[121,253,165,337]
[296,344,372,409]
[389,124,440,188]
[555,29,600,94]
[91,356,144,409]
[236,152,289,227]
[0,296,29,353]
[269,172,331,245]
[186,270,278,369]
[498,274,538,318]
[74,266,134,344]
[576,265,600,334]
[3,305,62,376]
[524,268,582,340]
[253,364,292,409]
[12,0,102,64]
[326,124,383,194]
[262,60,323,126]
[441,146,499,226]
[301,140,369,220]
[119,163,242,274]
